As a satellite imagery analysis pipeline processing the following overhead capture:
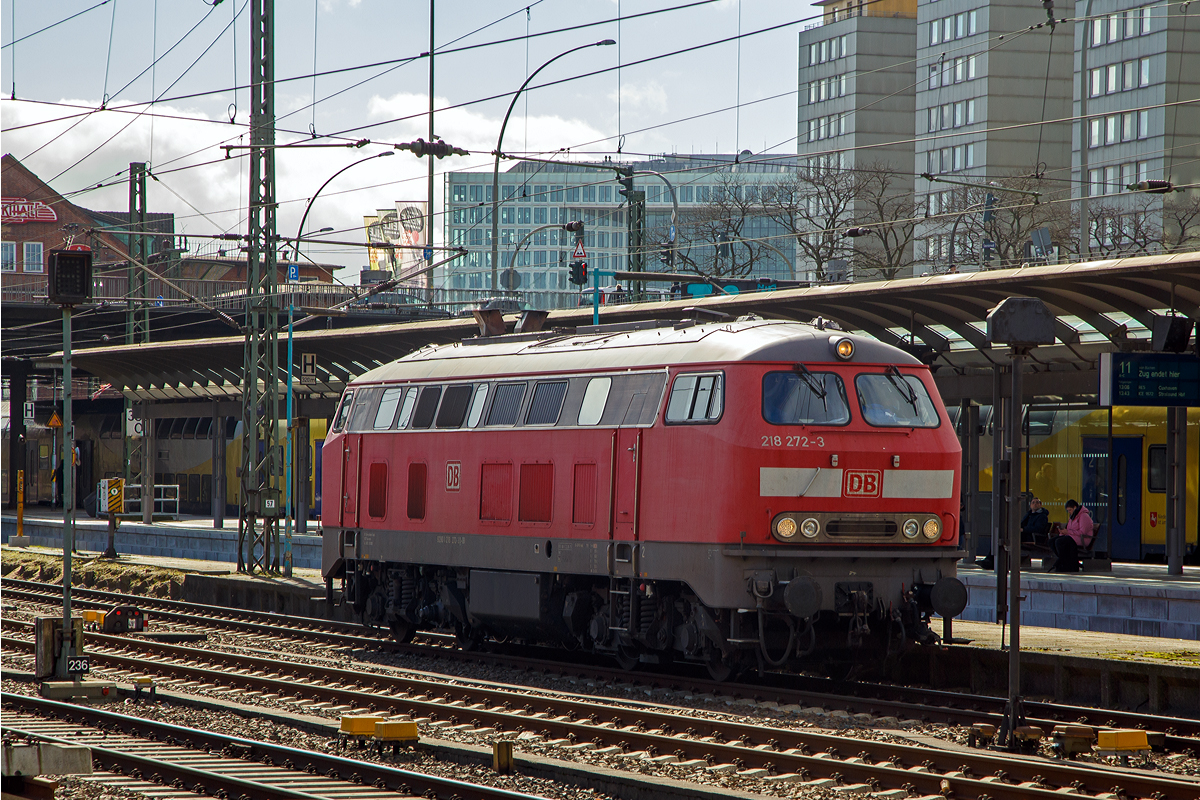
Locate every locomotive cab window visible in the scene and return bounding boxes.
[665,372,724,424]
[332,390,354,432]
[762,369,851,426]
[578,378,611,425]
[855,371,940,428]
[347,387,382,431]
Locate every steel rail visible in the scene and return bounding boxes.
[6,579,1198,744]
[2,693,553,800]
[4,624,1195,800]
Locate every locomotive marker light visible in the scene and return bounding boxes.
[48,248,93,681]
[986,296,1055,750]
[831,337,855,360]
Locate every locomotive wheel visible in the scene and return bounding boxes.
[389,619,415,644]
[705,653,733,682]
[455,625,483,651]
[614,645,640,671]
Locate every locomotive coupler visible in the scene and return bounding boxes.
[846,590,871,647]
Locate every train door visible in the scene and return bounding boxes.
[611,428,642,543]
[341,434,361,528]
[1082,436,1143,560]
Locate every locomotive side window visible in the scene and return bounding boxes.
[332,390,354,432]
[487,382,527,426]
[526,381,569,425]
[368,462,388,518]
[411,387,443,429]
[394,387,418,429]
[855,372,941,428]
[374,387,404,429]
[467,384,490,427]
[762,371,851,426]
[665,372,724,424]
[436,385,474,428]
[578,378,611,425]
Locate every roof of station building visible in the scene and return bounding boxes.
[58,251,1199,407]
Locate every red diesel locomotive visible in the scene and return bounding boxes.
[322,317,968,676]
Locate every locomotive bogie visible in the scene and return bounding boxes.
[324,319,967,670]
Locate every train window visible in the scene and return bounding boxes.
[347,387,383,431]
[436,385,474,428]
[374,387,404,429]
[487,382,527,426]
[762,370,851,426]
[195,417,213,439]
[411,387,442,429]
[181,418,199,439]
[467,384,489,427]
[1148,445,1166,492]
[855,372,940,428]
[526,381,569,425]
[665,373,724,424]
[394,387,418,429]
[578,378,611,425]
[407,462,427,519]
[368,463,388,518]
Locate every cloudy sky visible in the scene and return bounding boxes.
[2,0,823,278]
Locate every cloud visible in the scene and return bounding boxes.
[607,81,668,114]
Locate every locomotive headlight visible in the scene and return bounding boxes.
[830,336,855,361]
[801,518,820,538]
[922,518,942,540]
[777,518,798,539]
[902,518,920,539]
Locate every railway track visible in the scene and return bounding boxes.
[4,618,1196,800]
[5,577,1199,747]
[1,692,552,800]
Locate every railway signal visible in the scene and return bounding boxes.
[569,260,588,285]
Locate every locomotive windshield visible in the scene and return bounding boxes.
[762,371,850,425]
[855,371,941,428]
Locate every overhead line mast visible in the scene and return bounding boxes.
[239,0,282,573]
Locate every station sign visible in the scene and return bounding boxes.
[301,353,317,385]
[1099,352,1200,407]
[23,401,34,423]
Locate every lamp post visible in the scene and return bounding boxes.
[491,39,615,291]
[294,151,395,261]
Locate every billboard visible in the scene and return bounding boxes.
[364,201,428,287]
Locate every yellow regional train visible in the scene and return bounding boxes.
[955,406,1198,561]
[2,410,327,520]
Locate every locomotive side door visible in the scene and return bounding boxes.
[611,427,642,544]
[341,433,362,529]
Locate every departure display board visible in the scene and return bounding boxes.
[1099,352,1200,406]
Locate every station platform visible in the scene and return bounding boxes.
[1,510,322,570]
[958,561,1200,641]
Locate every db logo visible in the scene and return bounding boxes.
[1150,511,1158,527]
[445,461,461,492]
[844,469,882,498]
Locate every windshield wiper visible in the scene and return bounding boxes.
[793,363,829,413]
[885,365,919,410]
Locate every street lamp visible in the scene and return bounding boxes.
[294,150,395,261]
[491,39,616,291]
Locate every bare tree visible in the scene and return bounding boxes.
[760,160,859,281]
[1163,192,1200,252]
[1087,195,1164,257]
[851,162,923,280]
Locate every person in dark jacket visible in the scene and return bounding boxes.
[1020,496,1051,544]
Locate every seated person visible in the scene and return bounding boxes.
[1020,497,1051,545]
[1049,499,1094,573]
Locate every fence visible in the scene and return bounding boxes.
[123,484,180,519]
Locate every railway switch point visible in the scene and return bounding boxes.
[493,740,515,774]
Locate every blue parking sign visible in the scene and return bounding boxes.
[287,264,300,283]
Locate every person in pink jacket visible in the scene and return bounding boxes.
[1050,499,1094,572]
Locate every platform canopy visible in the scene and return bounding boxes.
[57,252,1199,408]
